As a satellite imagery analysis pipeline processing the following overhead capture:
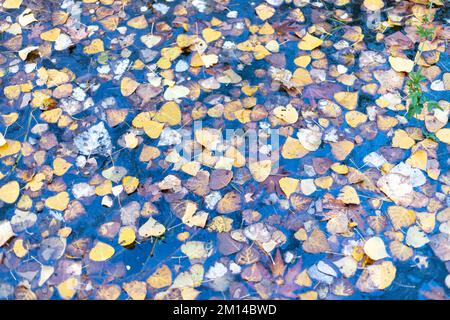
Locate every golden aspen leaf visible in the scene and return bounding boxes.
[331,140,354,161]
[57,277,78,300]
[45,192,69,211]
[436,128,450,144]
[295,270,312,287]
[53,157,72,176]
[123,281,146,300]
[253,44,271,60]
[363,0,384,11]
[0,181,20,204]
[334,91,358,110]
[83,39,104,54]
[143,120,164,139]
[338,185,360,205]
[202,28,221,43]
[345,111,368,128]
[279,177,299,198]
[392,129,415,149]
[258,22,274,35]
[0,140,22,159]
[294,55,311,68]
[122,176,139,194]
[157,56,171,69]
[281,137,309,159]
[181,161,201,176]
[406,150,427,170]
[40,28,61,42]
[95,180,112,196]
[389,56,414,73]
[314,176,333,189]
[255,4,275,20]
[154,101,181,126]
[40,108,62,123]
[249,160,272,182]
[291,68,313,86]
[4,85,21,100]
[147,265,172,289]
[120,77,139,97]
[13,239,28,258]
[356,261,396,293]
[118,226,136,246]
[3,0,23,9]
[89,242,115,262]
[298,33,323,50]
[127,15,148,29]
[363,236,389,261]
[273,104,298,124]
[331,163,349,174]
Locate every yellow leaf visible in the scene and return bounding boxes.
[157,56,171,69]
[57,277,78,300]
[345,111,367,128]
[363,0,384,11]
[4,85,21,100]
[253,44,271,60]
[181,161,201,176]
[281,137,309,159]
[255,4,275,21]
[89,242,115,262]
[314,176,333,189]
[273,104,298,124]
[392,129,415,149]
[45,192,69,211]
[40,28,61,42]
[147,265,172,289]
[338,185,360,205]
[40,108,62,124]
[202,28,221,43]
[334,91,358,110]
[143,120,164,139]
[294,55,311,68]
[0,181,20,204]
[249,160,272,182]
[13,239,28,258]
[122,176,139,194]
[53,157,72,176]
[95,180,112,196]
[436,128,450,144]
[0,140,21,158]
[291,68,313,86]
[279,177,299,198]
[123,281,147,300]
[406,150,427,170]
[298,33,323,50]
[127,15,148,29]
[3,0,23,9]
[389,56,414,73]
[83,39,104,55]
[118,226,136,247]
[331,163,348,174]
[258,22,274,35]
[154,101,181,126]
[331,140,354,161]
[120,77,139,97]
